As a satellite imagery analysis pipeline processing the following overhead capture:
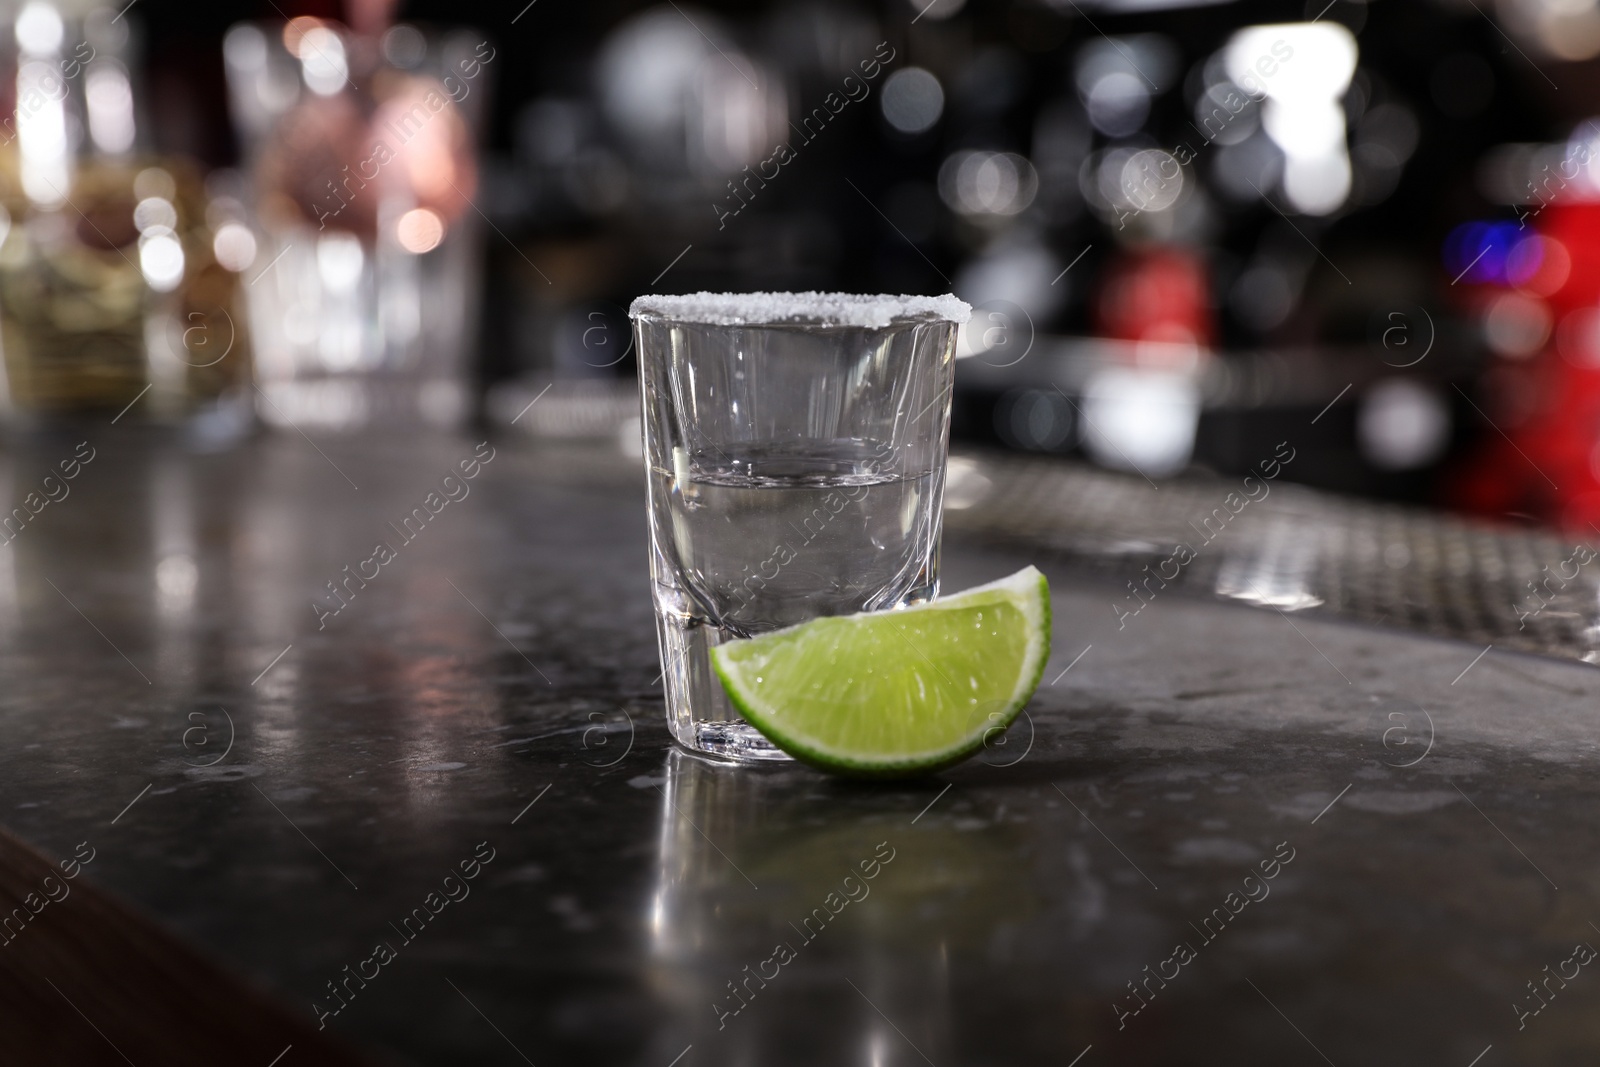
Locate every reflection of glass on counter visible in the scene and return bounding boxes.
[647,749,1037,1062]
[0,3,253,438]
[223,18,489,431]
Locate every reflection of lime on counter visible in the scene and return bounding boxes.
[711,567,1051,776]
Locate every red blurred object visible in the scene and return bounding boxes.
[1450,200,1600,533]
[1093,246,1214,359]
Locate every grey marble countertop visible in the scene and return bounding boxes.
[3,429,1598,1066]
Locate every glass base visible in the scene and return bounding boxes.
[679,720,793,762]
[655,599,794,763]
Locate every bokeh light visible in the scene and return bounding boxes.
[880,68,944,135]
[396,208,446,254]
[1443,220,1522,285]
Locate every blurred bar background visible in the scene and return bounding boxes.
[5,0,1600,530]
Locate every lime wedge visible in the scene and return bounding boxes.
[710,566,1051,775]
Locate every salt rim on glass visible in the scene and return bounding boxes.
[629,291,971,329]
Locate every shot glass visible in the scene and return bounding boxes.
[631,292,970,761]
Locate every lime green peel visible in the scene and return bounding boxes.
[711,566,1051,776]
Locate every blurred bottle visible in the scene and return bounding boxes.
[1079,245,1209,478]
[1446,135,1600,532]
[223,15,489,432]
[0,2,253,441]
